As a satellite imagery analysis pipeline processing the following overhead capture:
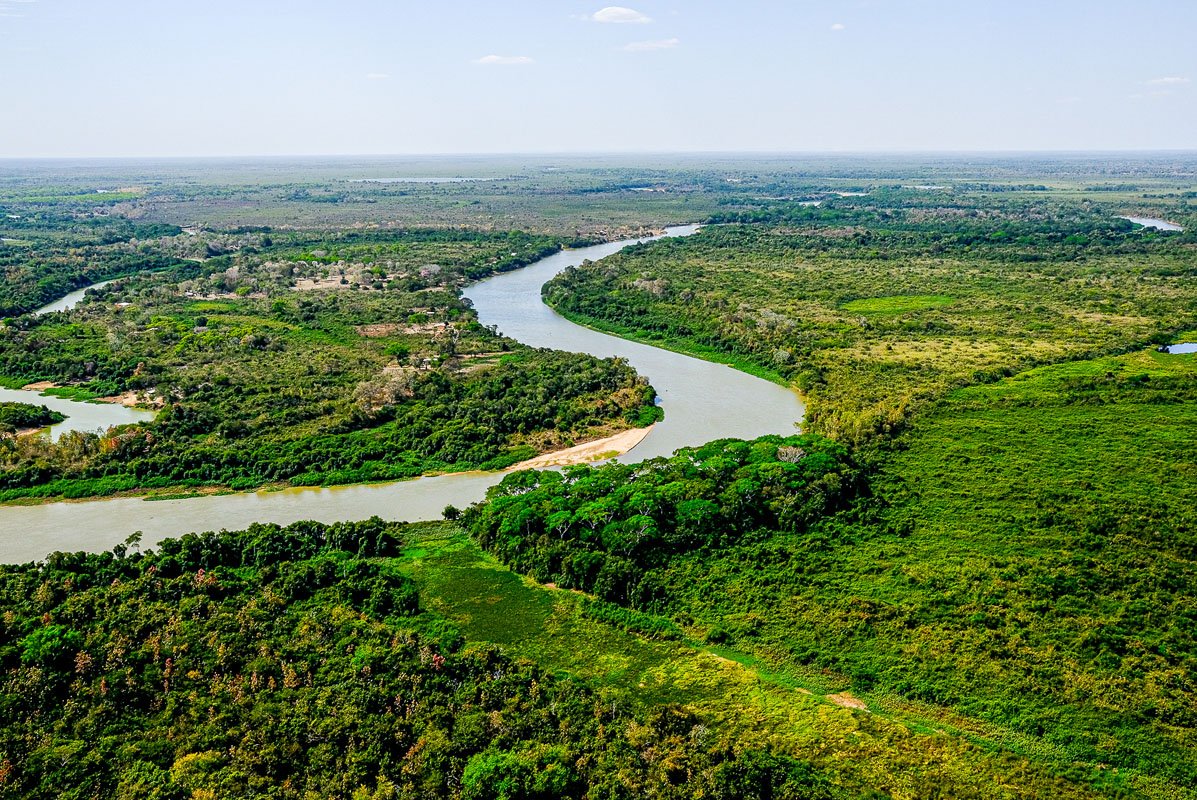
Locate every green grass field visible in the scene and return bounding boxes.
[841,295,956,315]
[396,524,1126,800]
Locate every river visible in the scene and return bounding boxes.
[0,278,155,441]
[0,387,154,442]
[0,226,804,563]
[32,278,117,315]
[1120,216,1185,232]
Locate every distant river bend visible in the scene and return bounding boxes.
[0,226,805,563]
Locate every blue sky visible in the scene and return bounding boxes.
[0,0,1193,156]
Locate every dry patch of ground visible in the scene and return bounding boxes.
[186,291,266,301]
[294,277,349,291]
[507,426,654,471]
[356,321,445,337]
[98,390,164,409]
[827,692,869,711]
[355,323,403,338]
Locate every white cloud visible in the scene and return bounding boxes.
[0,0,37,17]
[1147,76,1189,86]
[624,37,679,52]
[592,6,651,24]
[830,23,846,31]
[474,55,534,66]
[1130,90,1178,101]
[365,73,390,80]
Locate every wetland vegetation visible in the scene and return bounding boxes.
[545,185,1196,443]
[2,154,1196,798]
[0,518,870,800]
[0,226,658,500]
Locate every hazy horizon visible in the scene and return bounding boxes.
[2,148,1197,163]
[2,0,1193,158]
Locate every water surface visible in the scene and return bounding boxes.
[0,279,156,440]
[0,388,154,442]
[1121,216,1184,232]
[33,279,116,315]
[464,226,804,462]
[1165,343,1197,355]
[0,227,804,563]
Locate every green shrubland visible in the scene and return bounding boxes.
[0,402,64,434]
[0,519,864,800]
[545,196,1196,443]
[5,155,1197,798]
[462,352,1197,798]
[0,231,657,500]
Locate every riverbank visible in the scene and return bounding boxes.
[547,304,794,388]
[0,425,657,507]
[0,384,157,442]
[1120,215,1185,232]
[0,226,804,562]
[16,381,161,409]
[506,425,653,470]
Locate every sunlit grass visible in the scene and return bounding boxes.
[396,524,1110,799]
[842,294,955,315]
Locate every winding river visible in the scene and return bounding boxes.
[1120,216,1185,232]
[0,226,804,564]
[33,278,118,315]
[0,278,156,441]
[0,387,154,443]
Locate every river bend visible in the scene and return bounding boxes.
[0,227,804,563]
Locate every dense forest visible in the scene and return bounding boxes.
[493,167,1196,798]
[464,373,1197,796]
[0,518,861,800]
[465,435,860,609]
[0,349,657,500]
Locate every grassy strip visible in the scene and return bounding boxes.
[548,303,794,387]
[396,525,1122,800]
[40,385,104,402]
